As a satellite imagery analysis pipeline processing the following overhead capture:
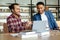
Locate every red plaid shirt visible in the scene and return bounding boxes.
[7,14,25,33]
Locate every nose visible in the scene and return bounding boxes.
[39,9,42,11]
[19,10,20,12]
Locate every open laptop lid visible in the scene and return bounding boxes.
[32,21,50,33]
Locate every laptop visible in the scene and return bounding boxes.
[32,21,50,33]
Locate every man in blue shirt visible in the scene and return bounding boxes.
[33,2,58,30]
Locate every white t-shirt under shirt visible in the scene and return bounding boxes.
[41,12,49,30]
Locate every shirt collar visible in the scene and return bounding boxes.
[11,14,20,18]
[41,12,45,15]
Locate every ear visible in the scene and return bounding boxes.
[11,9,14,12]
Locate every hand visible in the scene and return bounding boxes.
[54,27,60,30]
[25,21,32,30]
[57,27,60,30]
[27,21,32,26]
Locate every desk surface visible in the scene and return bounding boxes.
[0,30,60,40]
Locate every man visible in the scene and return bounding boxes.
[33,2,58,30]
[7,3,31,33]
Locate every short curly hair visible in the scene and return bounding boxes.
[36,2,44,6]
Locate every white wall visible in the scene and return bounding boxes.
[16,0,45,5]
[46,0,58,5]
[0,0,58,5]
[16,0,30,5]
[32,0,45,5]
[0,0,15,4]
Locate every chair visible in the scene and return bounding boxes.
[56,21,60,29]
[3,23,9,33]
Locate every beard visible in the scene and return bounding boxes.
[13,12,20,17]
[15,13,20,17]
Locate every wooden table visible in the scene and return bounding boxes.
[0,30,60,40]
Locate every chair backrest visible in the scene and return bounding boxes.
[56,21,60,29]
[3,23,9,33]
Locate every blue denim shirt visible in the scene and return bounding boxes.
[33,11,58,30]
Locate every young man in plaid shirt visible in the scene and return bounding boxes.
[7,3,32,33]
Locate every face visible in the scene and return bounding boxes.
[12,5,20,16]
[37,5,45,14]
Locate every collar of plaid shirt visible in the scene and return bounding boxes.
[11,14,20,19]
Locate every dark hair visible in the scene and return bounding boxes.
[9,3,19,10]
[36,2,44,6]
